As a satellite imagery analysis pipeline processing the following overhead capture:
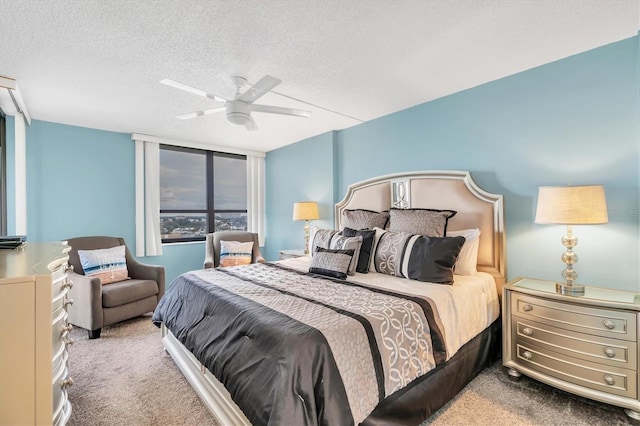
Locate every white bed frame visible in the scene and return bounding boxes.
[161,170,506,425]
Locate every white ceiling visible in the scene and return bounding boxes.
[1,0,638,153]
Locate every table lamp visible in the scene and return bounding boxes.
[535,185,608,296]
[293,201,319,254]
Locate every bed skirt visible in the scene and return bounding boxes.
[362,318,502,425]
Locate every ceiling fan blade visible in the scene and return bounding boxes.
[251,104,311,118]
[244,116,259,131]
[176,107,225,120]
[238,75,282,103]
[160,79,227,103]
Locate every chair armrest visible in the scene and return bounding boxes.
[256,255,266,263]
[127,258,166,299]
[66,271,103,331]
[204,256,215,269]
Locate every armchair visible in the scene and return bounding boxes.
[66,236,165,339]
[204,231,264,268]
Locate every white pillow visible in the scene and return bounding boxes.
[447,228,481,276]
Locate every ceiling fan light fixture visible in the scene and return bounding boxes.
[226,101,251,126]
[227,112,250,126]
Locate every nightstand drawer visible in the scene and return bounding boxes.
[512,293,637,341]
[513,317,636,369]
[516,343,637,398]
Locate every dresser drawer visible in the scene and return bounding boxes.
[52,362,71,425]
[513,317,637,369]
[52,304,68,358]
[512,293,637,341]
[515,342,637,398]
[51,264,70,299]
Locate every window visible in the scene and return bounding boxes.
[159,145,247,242]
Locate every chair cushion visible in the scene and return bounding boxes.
[102,279,159,308]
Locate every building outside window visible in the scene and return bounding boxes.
[159,145,247,242]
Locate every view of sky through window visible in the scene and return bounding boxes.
[159,147,247,241]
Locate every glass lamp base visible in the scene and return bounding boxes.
[555,282,585,296]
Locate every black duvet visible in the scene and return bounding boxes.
[152,263,448,425]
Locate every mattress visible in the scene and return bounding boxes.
[280,256,500,359]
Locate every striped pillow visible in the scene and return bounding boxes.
[78,245,129,284]
[219,240,253,267]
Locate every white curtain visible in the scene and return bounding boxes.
[135,140,162,256]
[246,155,266,246]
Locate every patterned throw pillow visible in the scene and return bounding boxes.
[309,227,338,257]
[78,245,129,284]
[329,233,363,275]
[219,240,253,267]
[309,247,354,280]
[388,208,457,237]
[372,229,414,277]
[342,227,376,273]
[372,228,465,284]
[342,209,389,230]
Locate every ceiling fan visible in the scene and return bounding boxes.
[160,75,311,131]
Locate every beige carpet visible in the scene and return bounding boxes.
[67,315,634,426]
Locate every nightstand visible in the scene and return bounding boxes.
[503,277,640,420]
[278,249,306,260]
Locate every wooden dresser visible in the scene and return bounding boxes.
[0,242,74,425]
[503,277,640,420]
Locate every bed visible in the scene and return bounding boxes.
[153,170,506,425]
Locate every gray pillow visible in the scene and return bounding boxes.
[373,230,413,277]
[309,228,338,256]
[389,208,457,237]
[342,209,389,230]
[329,233,363,275]
[309,247,354,280]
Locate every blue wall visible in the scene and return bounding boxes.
[263,131,337,260]
[4,36,639,291]
[7,120,204,284]
[265,36,640,291]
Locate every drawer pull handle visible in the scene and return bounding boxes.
[522,351,533,360]
[64,264,74,273]
[603,320,616,330]
[61,376,74,389]
[522,304,533,312]
[522,327,533,336]
[604,375,616,386]
[63,337,75,346]
[604,347,617,358]
[64,298,74,308]
[62,281,73,290]
[62,324,73,333]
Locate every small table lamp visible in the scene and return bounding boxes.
[293,201,319,255]
[535,185,608,296]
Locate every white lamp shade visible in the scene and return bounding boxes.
[535,185,608,225]
[293,202,319,221]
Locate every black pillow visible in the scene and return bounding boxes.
[342,227,375,273]
[309,247,355,280]
[406,236,465,284]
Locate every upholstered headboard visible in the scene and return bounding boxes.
[335,170,506,288]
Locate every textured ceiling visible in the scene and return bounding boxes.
[0,0,638,153]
